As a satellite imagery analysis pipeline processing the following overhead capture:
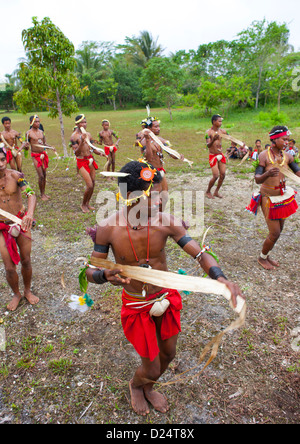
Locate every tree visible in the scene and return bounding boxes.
[119,31,164,67]
[140,58,182,120]
[14,17,88,157]
[236,20,291,109]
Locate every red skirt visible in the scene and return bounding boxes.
[31,152,49,169]
[268,190,298,220]
[209,153,226,168]
[76,155,98,174]
[121,288,182,361]
[6,150,13,163]
[104,145,118,156]
[0,210,27,265]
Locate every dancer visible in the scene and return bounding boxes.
[24,115,54,201]
[99,119,120,173]
[1,117,23,172]
[70,114,106,213]
[205,114,227,199]
[85,160,243,415]
[246,126,300,270]
[140,117,184,193]
[0,146,38,311]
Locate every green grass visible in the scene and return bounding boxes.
[3,104,300,241]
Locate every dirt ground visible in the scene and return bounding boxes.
[0,166,299,425]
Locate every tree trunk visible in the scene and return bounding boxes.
[277,86,283,113]
[255,65,263,109]
[56,88,68,157]
[53,61,68,157]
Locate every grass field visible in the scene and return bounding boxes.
[0,105,299,424]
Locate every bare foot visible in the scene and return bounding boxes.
[206,192,215,199]
[213,192,223,199]
[267,257,280,267]
[41,194,51,201]
[80,204,90,213]
[129,380,149,416]
[144,388,169,413]
[88,205,95,211]
[258,257,275,270]
[24,290,39,306]
[7,293,22,311]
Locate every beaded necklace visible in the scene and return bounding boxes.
[268,146,285,167]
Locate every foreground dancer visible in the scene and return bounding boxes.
[99,119,120,173]
[0,146,38,311]
[70,114,106,213]
[1,117,23,172]
[86,161,243,415]
[205,114,227,199]
[246,126,300,270]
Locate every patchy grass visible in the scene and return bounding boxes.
[0,106,299,424]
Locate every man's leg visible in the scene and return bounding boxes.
[213,161,226,198]
[79,167,94,213]
[32,158,49,201]
[17,234,39,306]
[258,196,282,270]
[0,233,22,311]
[206,163,219,199]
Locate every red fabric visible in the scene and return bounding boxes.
[6,150,13,163]
[31,152,49,169]
[121,288,182,361]
[0,224,20,264]
[104,145,118,156]
[157,167,166,174]
[268,193,298,220]
[0,210,29,265]
[209,153,227,168]
[76,156,98,174]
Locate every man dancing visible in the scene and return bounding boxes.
[1,117,23,172]
[70,114,106,213]
[99,119,120,173]
[85,160,243,415]
[140,117,183,194]
[23,115,54,201]
[205,114,227,199]
[0,146,38,311]
[246,126,300,270]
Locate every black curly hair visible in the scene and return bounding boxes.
[118,161,162,196]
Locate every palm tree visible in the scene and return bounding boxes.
[120,31,164,67]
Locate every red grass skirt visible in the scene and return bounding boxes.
[246,188,298,220]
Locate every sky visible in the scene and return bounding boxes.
[1,0,300,83]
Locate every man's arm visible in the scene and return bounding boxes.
[288,154,300,177]
[86,224,131,287]
[16,174,37,231]
[255,153,279,184]
[170,218,244,308]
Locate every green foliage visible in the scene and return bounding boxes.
[140,58,182,118]
[256,110,289,128]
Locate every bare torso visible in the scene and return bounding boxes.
[0,170,24,218]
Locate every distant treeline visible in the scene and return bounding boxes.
[2,19,300,116]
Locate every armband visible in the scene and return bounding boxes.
[94,244,109,254]
[92,269,108,285]
[255,165,265,176]
[177,235,193,248]
[17,177,29,188]
[289,162,300,174]
[208,266,227,280]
